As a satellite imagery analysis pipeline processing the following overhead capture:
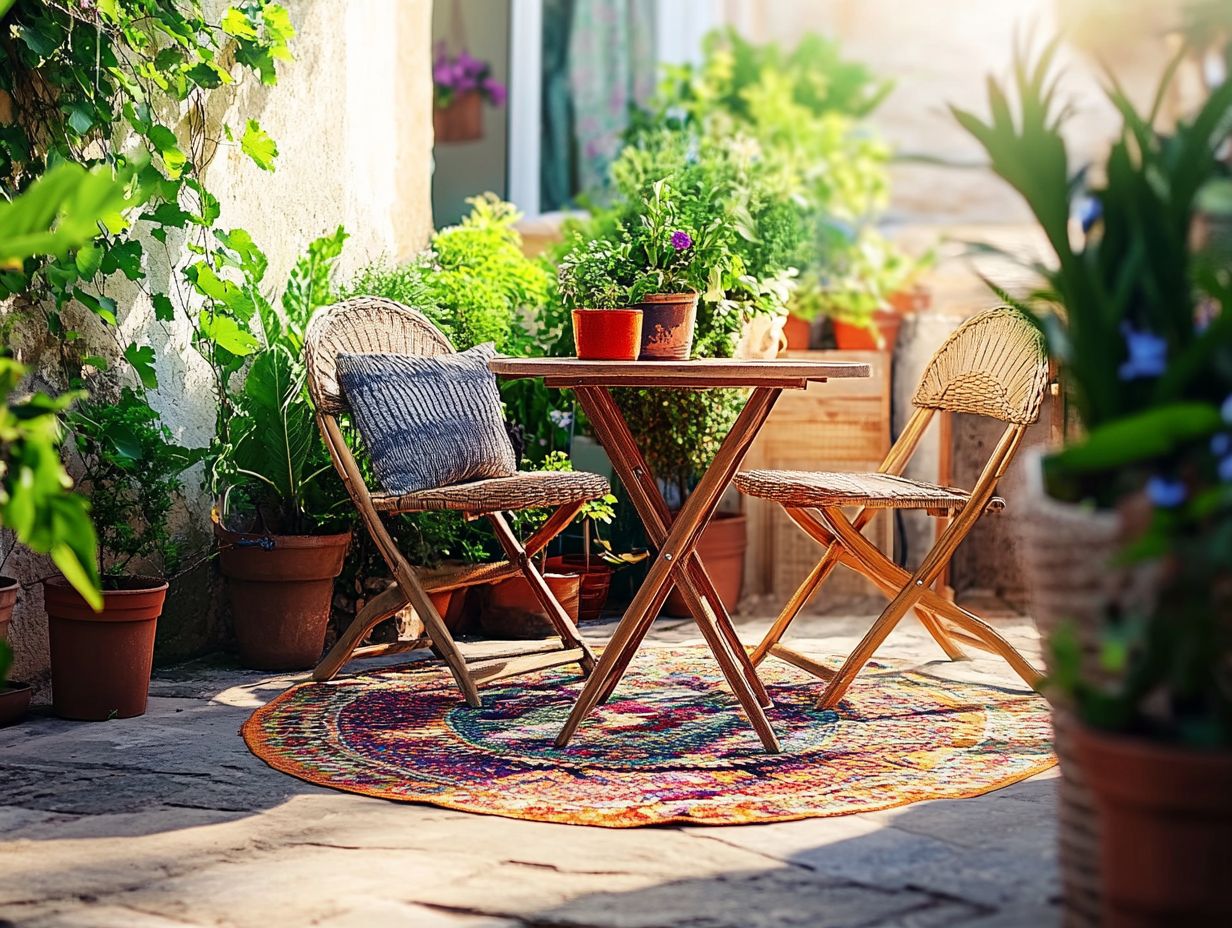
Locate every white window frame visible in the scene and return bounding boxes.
[507,0,718,218]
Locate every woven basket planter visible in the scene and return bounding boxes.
[1017,449,1158,927]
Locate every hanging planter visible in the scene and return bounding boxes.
[432,38,506,146]
[433,90,484,144]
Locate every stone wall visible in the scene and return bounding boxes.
[4,0,436,686]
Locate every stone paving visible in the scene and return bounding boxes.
[0,608,1058,928]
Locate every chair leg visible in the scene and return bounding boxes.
[487,510,596,676]
[817,580,928,709]
[823,510,1040,688]
[313,582,409,682]
[750,531,842,667]
[390,563,483,708]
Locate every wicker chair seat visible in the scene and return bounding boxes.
[372,470,611,514]
[735,469,1005,513]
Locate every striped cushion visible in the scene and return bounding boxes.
[336,344,517,495]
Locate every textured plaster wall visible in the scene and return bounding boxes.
[4,0,435,686]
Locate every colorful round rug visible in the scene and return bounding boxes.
[242,645,1054,827]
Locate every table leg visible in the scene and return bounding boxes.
[578,387,771,709]
[556,387,783,753]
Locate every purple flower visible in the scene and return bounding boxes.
[670,230,693,251]
[1146,475,1187,509]
[481,77,507,107]
[1213,433,1232,458]
[1118,322,1167,381]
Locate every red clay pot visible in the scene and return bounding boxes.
[546,555,612,623]
[832,308,904,352]
[479,572,581,639]
[433,89,484,143]
[571,308,643,361]
[45,576,166,721]
[0,575,17,642]
[782,313,812,350]
[637,292,699,360]
[664,512,747,618]
[216,527,352,671]
[1075,724,1232,926]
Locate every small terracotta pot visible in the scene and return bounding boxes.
[479,572,581,639]
[433,89,484,143]
[45,576,167,721]
[0,575,17,642]
[571,308,643,361]
[0,682,32,727]
[782,313,812,350]
[1075,724,1232,926]
[216,527,352,671]
[637,292,699,360]
[832,308,904,352]
[664,512,747,618]
[546,555,612,623]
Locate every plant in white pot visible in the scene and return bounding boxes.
[956,36,1232,926]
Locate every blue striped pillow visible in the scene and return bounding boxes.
[336,343,517,495]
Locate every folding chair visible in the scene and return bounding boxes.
[735,306,1049,708]
[304,297,600,705]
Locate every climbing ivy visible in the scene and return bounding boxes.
[0,0,292,380]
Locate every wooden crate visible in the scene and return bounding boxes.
[742,349,893,608]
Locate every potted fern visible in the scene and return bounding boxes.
[956,37,1232,925]
[193,228,353,671]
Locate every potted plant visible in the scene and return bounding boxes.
[191,228,353,671]
[556,236,645,361]
[628,179,723,360]
[45,387,198,720]
[956,37,1232,926]
[432,42,506,144]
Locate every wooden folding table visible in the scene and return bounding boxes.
[489,357,871,753]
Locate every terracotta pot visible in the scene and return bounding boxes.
[0,575,16,642]
[782,313,812,350]
[479,572,580,639]
[1017,449,1161,928]
[1074,724,1232,927]
[433,89,483,143]
[832,308,904,352]
[546,555,612,623]
[571,308,643,361]
[664,512,746,618]
[637,292,699,360]
[0,682,32,727]
[45,576,166,721]
[888,285,930,314]
[216,527,352,671]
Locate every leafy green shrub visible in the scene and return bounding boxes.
[68,389,201,579]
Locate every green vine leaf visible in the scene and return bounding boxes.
[123,343,159,390]
[152,294,175,323]
[239,119,278,172]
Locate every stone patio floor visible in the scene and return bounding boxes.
[0,607,1058,928]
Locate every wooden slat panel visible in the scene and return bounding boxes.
[743,349,893,604]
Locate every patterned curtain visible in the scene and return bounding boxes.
[540,0,656,211]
